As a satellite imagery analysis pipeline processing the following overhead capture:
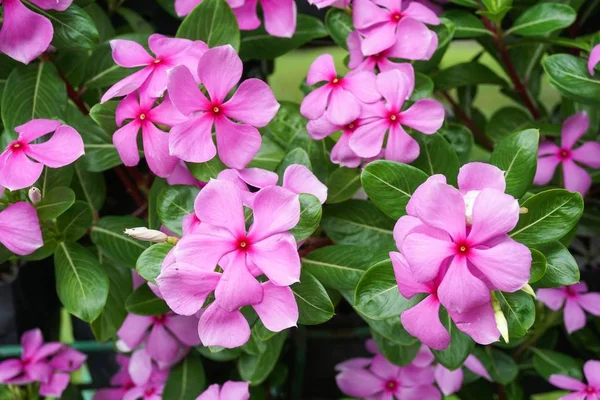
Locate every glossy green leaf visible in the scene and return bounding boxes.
[177,0,240,50]
[325,8,353,49]
[115,7,154,34]
[164,353,207,400]
[291,270,334,325]
[91,216,150,268]
[496,291,535,339]
[32,3,100,51]
[126,284,171,316]
[371,330,421,366]
[534,241,580,288]
[326,168,361,204]
[71,160,106,217]
[486,107,532,142]
[36,165,74,195]
[409,73,434,101]
[529,248,547,284]
[532,348,582,380]
[57,201,94,242]
[543,54,600,105]
[432,61,507,91]
[36,187,76,220]
[187,158,227,181]
[439,123,474,163]
[148,178,168,230]
[443,10,491,38]
[136,243,173,284]
[507,3,576,37]
[238,332,286,385]
[290,194,322,243]
[412,133,460,184]
[91,263,132,341]
[431,316,475,370]
[246,137,285,171]
[86,102,126,171]
[157,185,200,237]
[477,348,518,384]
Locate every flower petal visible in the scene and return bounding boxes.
[353,0,390,30]
[0,359,23,382]
[307,54,337,85]
[39,372,70,398]
[564,298,586,333]
[349,118,389,158]
[261,0,297,38]
[249,234,300,286]
[175,0,201,16]
[335,369,384,398]
[128,349,152,386]
[584,360,600,387]
[110,39,154,68]
[148,94,188,127]
[215,117,262,169]
[438,256,490,313]
[198,303,250,348]
[457,162,506,194]
[390,251,432,298]
[141,123,178,178]
[49,348,86,372]
[29,0,72,11]
[549,374,586,391]
[164,315,201,346]
[561,112,589,149]
[370,354,399,380]
[331,131,363,168]
[117,314,153,349]
[434,365,463,396]
[563,159,592,195]
[375,69,410,110]
[387,18,435,60]
[237,168,279,188]
[533,156,561,186]
[101,67,153,103]
[300,85,332,121]
[360,22,398,57]
[220,381,250,400]
[232,0,261,30]
[197,45,242,103]
[307,115,342,140]
[193,179,246,235]
[223,79,280,127]
[403,233,454,283]
[253,282,298,332]
[342,71,381,103]
[283,164,327,204]
[148,34,191,59]
[464,355,491,380]
[589,44,600,75]
[113,121,141,167]
[21,328,43,360]
[0,202,43,256]
[576,293,600,316]
[449,302,500,345]
[536,289,566,311]
[249,186,301,240]
[26,125,84,168]
[325,87,361,126]
[401,295,450,350]
[572,141,600,168]
[0,148,44,191]
[400,99,445,134]
[468,189,520,245]
[215,252,264,311]
[384,123,420,163]
[169,114,216,163]
[146,325,182,365]
[15,119,62,143]
[167,65,210,116]
[403,2,440,24]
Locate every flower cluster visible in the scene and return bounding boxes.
[392,162,532,349]
[537,283,600,334]
[0,329,86,398]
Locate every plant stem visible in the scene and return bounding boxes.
[441,91,494,151]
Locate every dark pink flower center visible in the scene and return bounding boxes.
[138,113,148,122]
[586,387,597,394]
[558,148,571,160]
[237,236,252,251]
[145,387,156,396]
[330,77,343,86]
[21,358,31,366]
[565,286,578,298]
[152,314,167,325]
[124,381,135,390]
[384,379,399,393]
[153,58,163,65]
[10,141,25,152]
[387,112,401,125]
[390,12,403,22]
[455,241,471,256]
[210,104,223,116]
[345,120,359,132]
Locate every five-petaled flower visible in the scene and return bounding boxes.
[537,283,600,334]
[197,381,250,400]
[549,360,600,400]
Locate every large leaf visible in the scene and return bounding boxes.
[291,270,335,325]
[326,168,361,204]
[289,194,322,243]
[91,216,150,268]
[507,3,576,37]
[532,348,582,380]
[126,284,171,316]
[543,54,600,104]
[54,242,109,323]
[91,263,132,341]
[36,187,76,220]
[432,61,507,90]
[412,133,460,185]
[56,201,94,242]
[325,8,354,49]
[136,243,173,284]
[37,3,99,51]
[534,241,579,288]
[157,185,200,237]
[238,332,286,386]
[439,123,473,163]
[176,0,240,50]
[164,353,207,400]
[496,291,535,339]
[361,161,429,219]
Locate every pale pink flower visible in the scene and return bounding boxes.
[167,45,279,169]
[300,54,381,126]
[197,381,250,400]
[114,92,187,177]
[0,0,72,64]
[0,202,43,255]
[347,31,418,73]
[353,0,439,56]
[166,162,205,188]
[349,69,444,163]
[537,283,600,334]
[434,355,491,396]
[101,34,208,103]
[308,0,349,8]
[549,360,600,400]
[534,112,600,195]
[0,119,84,191]
[589,44,600,75]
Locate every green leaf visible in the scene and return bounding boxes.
[532,348,582,380]
[325,8,353,49]
[157,185,200,237]
[439,123,474,163]
[291,270,334,325]
[187,158,227,181]
[507,3,576,37]
[126,284,171,316]
[326,168,361,204]
[164,353,207,400]
[412,134,460,184]
[354,259,413,320]
[496,291,535,339]
[478,348,518,384]
[277,148,312,174]
[413,18,456,74]
[197,346,242,362]
[240,15,327,61]
[321,200,396,252]
[442,10,491,38]
[36,187,76,220]
[238,332,286,385]
[1,62,66,133]
[371,330,421,366]
[543,54,600,105]
[431,316,475,369]
[54,242,109,323]
[479,0,512,22]
[510,190,584,247]
[71,160,106,217]
[91,263,132,341]
[36,165,74,194]
[91,216,150,268]
[136,243,173,284]
[115,7,155,34]
[177,0,240,50]
[86,102,125,171]
[486,107,532,142]
[84,3,116,42]
[489,129,539,198]
[148,178,168,230]
[529,248,547,283]
[534,241,579,288]
[57,201,94,242]
[302,245,375,291]
[432,61,507,91]
[246,137,285,171]
[409,73,434,101]
[31,3,100,51]
[290,194,322,243]
[361,161,429,219]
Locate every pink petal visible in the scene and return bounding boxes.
[167,66,210,116]
[539,141,561,156]
[215,253,264,311]
[469,239,531,292]
[101,67,154,103]
[307,115,342,140]
[307,54,337,85]
[326,87,362,126]
[232,0,261,30]
[360,22,398,57]
[29,0,73,11]
[39,372,70,398]
[0,202,43,255]
[584,360,600,387]
[349,119,389,158]
[249,186,301,240]
[31,342,63,363]
[198,303,250,348]
[237,168,279,188]
[375,69,410,110]
[386,18,435,60]
[15,119,62,143]
[21,329,43,359]
[220,381,250,400]
[347,31,366,70]
[335,369,384,397]
[353,0,390,30]
[370,354,400,380]
[403,233,454,282]
[148,94,188,127]
[331,131,363,168]
[172,231,237,271]
[342,71,381,103]
[384,123,420,163]
[390,251,432,298]
[197,384,220,400]
[468,189,520,245]
[156,262,221,316]
[457,162,506,194]
[194,179,246,235]
[397,385,441,400]
[589,44,600,75]
[400,99,445,134]
[253,282,298,332]
[449,302,500,345]
[117,314,153,349]
[533,156,561,186]
[172,41,209,84]
[549,374,586,391]
[393,215,424,248]
[139,65,170,99]
[0,147,44,191]
[563,159,592,195]
[412,346,435,367]
[113,121,141,167]
[335,358,372,371]
[572,141,600,168]
[116,93,141,126]
[175,0,201,16]
[128,349,152,386]
[564,298,586,333]
[434,365,463,396]
[0,359,23,382]
[215,117,262,169]
[577,293,600,316]
[561,112,589,149]
[49,348,86,372]
[464,355,492,380]
[223,79,280,127]
[0,0,53,64]
[141,123,178,178]
[110,39,154,68]
[169,114,216,163]
[26,125,84,168]
[403,2,440,24]
[261,0,297,38]
[164,315,201,346]
[148,34,191,59]
[300,85,332,121]
[438,256,490,313]
[401,295,450,350]
[248,234,300,286]
[536,289,566,311]
[283,164,327,204]
[146,325,183,365]
[198,45,242,103]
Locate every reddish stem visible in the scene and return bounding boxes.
[441,91,494,151]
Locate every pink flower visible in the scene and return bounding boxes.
[167,45,279,169]
[307,0,349,8]
[300,54,381,126]
[114,92,187,178]
[0,0,72,64]
[534,112,600,195]
[0,119,84,191]
[353,0,439,56]
[0,202,43,256]
[549,360,600,400]
[117,312,201,367]
[174,0,244,17]
[347,31,419,73]
[166,162,205,188]
[434,355,491,396]
[589,44,600,75]
[537,283,600,334]
[307,116,365,168]
[101,34,208,103]
[197,381,250,400]
[349,69,444,163]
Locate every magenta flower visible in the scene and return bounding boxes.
[549,360,600,400]
[117,312,200,366]
[174,0,244,17]
[0,202,43,256]
[166,162,205,188]
[537,283,600,334]
[434,355,491,396]
[114,92,187,178]
[167,45,279,169]
[307,116,365,168]
[353,0,440,56]
[349,69,445,163]
[300,54,381,126]
[101,34,208,103]
[0,119,84,191]
[534,112,600,195]
[0,0,72,64]
[589,44,600,75]
[197,381,250,400]
[347,31,420,73]
[308,0,349,8]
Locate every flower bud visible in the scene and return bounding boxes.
[124,227,168,243]
[520,284,536,298]
[491,292,509,343]
[28,187,42,204]
[463,190,480,226]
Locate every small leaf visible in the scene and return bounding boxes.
[157,185,200,237]
[326,168,361,204]
[36,187,76,220]
[534,241,579,288]
[290,194,322,243]
[238,332,286,386]
[177,0,240,50]
[507,3,576,37]
[543,54,600,105]
[532,348,582,380]
[496,291,535,339]
[164,353,207,399]
[126,284,171,316]
[91,216,150,268]
[325,8,353,49]
[529,248,547,283]
[187,158,226,181]
[291,270,334,325]
[136,243,173,284]
[57,201,94,242]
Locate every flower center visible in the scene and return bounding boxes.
[153,59,162,64]
[139,113,146,121]
[21,358,31,366]
[211,105,222,116]
[10,141,24,151]
[384,379,399,392]
[330,77,341,85]
[145,387,156,396]
[237,237,252,251]
[391,12,402,22]
[456,242,470,256]
[124,381,135,390]
[152,314,167,325]
[558,148,571,160]
[586,387,597,394]
[388,113,400,124]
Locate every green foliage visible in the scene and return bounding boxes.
[177,0,240,49]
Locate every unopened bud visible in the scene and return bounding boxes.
[463,190,480,226]
[29,187,42,204]
[521,284,536,298]
[491,292,509,343]
[519,207,528,214]
[124,227,167,243]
